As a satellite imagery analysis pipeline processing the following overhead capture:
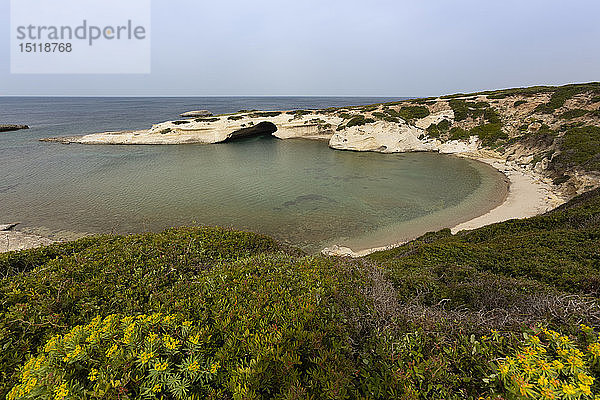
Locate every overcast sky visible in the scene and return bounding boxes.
[1,0,598,97]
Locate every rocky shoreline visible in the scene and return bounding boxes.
[15,83,600,254]
[0,124,29,132]
[0,223,56,253]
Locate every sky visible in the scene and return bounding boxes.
[0,0,599,97]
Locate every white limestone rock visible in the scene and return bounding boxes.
[329,121,437,153]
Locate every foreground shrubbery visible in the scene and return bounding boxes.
[495,325,600,399]
[2,189,600,398]
[8,313,220,399]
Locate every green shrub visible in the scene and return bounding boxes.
[554,126,600,171]
[7,313,221,399]
[398,106,430,121]
[560,109,589,119]
[449,99,469,121]
[534,104,555,114]
[346,115,375,128]
[495,326,599,399]
[427,119,451,138]
[426,123,440,138]
[250,111,281,118]
[227,115,244,121]
[469,123,507,146]
[361,105,379,112]
[194,118,219,122]
[372,112,399,123]
[484,107,501,124]
[449,126,470,140]
[437,119,451,131]
[514,100,527,107]
[288,110,311,116]
[553,174,571,185]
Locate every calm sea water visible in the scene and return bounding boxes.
[0,97,507,253]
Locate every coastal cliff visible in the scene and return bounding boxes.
[43,82,600,197]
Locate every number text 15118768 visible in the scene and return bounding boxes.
[19,43,73,52]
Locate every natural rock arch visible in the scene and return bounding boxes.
[224,121,278,142]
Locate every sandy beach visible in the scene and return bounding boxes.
[322,153,567,258]
[450,155,565,233]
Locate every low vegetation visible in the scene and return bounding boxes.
[3,187,600,398]
[553,125,600,172]
[346,115,376,128]
[397,106,430,121]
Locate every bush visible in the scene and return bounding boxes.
[469,123,507,146]
[426,123,440,137]
[398,106,430,121]
[449,100,469,121]
[560,109,588,120]
[554,126,600,171]
[495,325,599,399]
[194,118,219,122]
[484,107,502,124]
[372,112,399,123]
[449,126,470,140]
[427,119,451,138]
[346,115,375,128]
[514,100,527,107]
[438,119,451,131]
[7,313,221,399]
[338,112,354,120]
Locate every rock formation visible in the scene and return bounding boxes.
[180,110,212,117]
[0,124,29,132]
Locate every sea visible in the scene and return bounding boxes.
[0,97,507,253]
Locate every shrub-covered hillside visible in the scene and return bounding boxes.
[330,82,600,195]
[2,190,600,399]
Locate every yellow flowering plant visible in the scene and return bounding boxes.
[7,313,220,400]
[495,325,600,400]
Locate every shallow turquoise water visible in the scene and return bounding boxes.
[0,97,507,253]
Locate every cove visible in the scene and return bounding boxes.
[1,135,507,253]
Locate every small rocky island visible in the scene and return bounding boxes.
[0,124,29,132]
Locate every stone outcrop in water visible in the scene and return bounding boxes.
[180,110,212,117]
[0,124,29,132]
